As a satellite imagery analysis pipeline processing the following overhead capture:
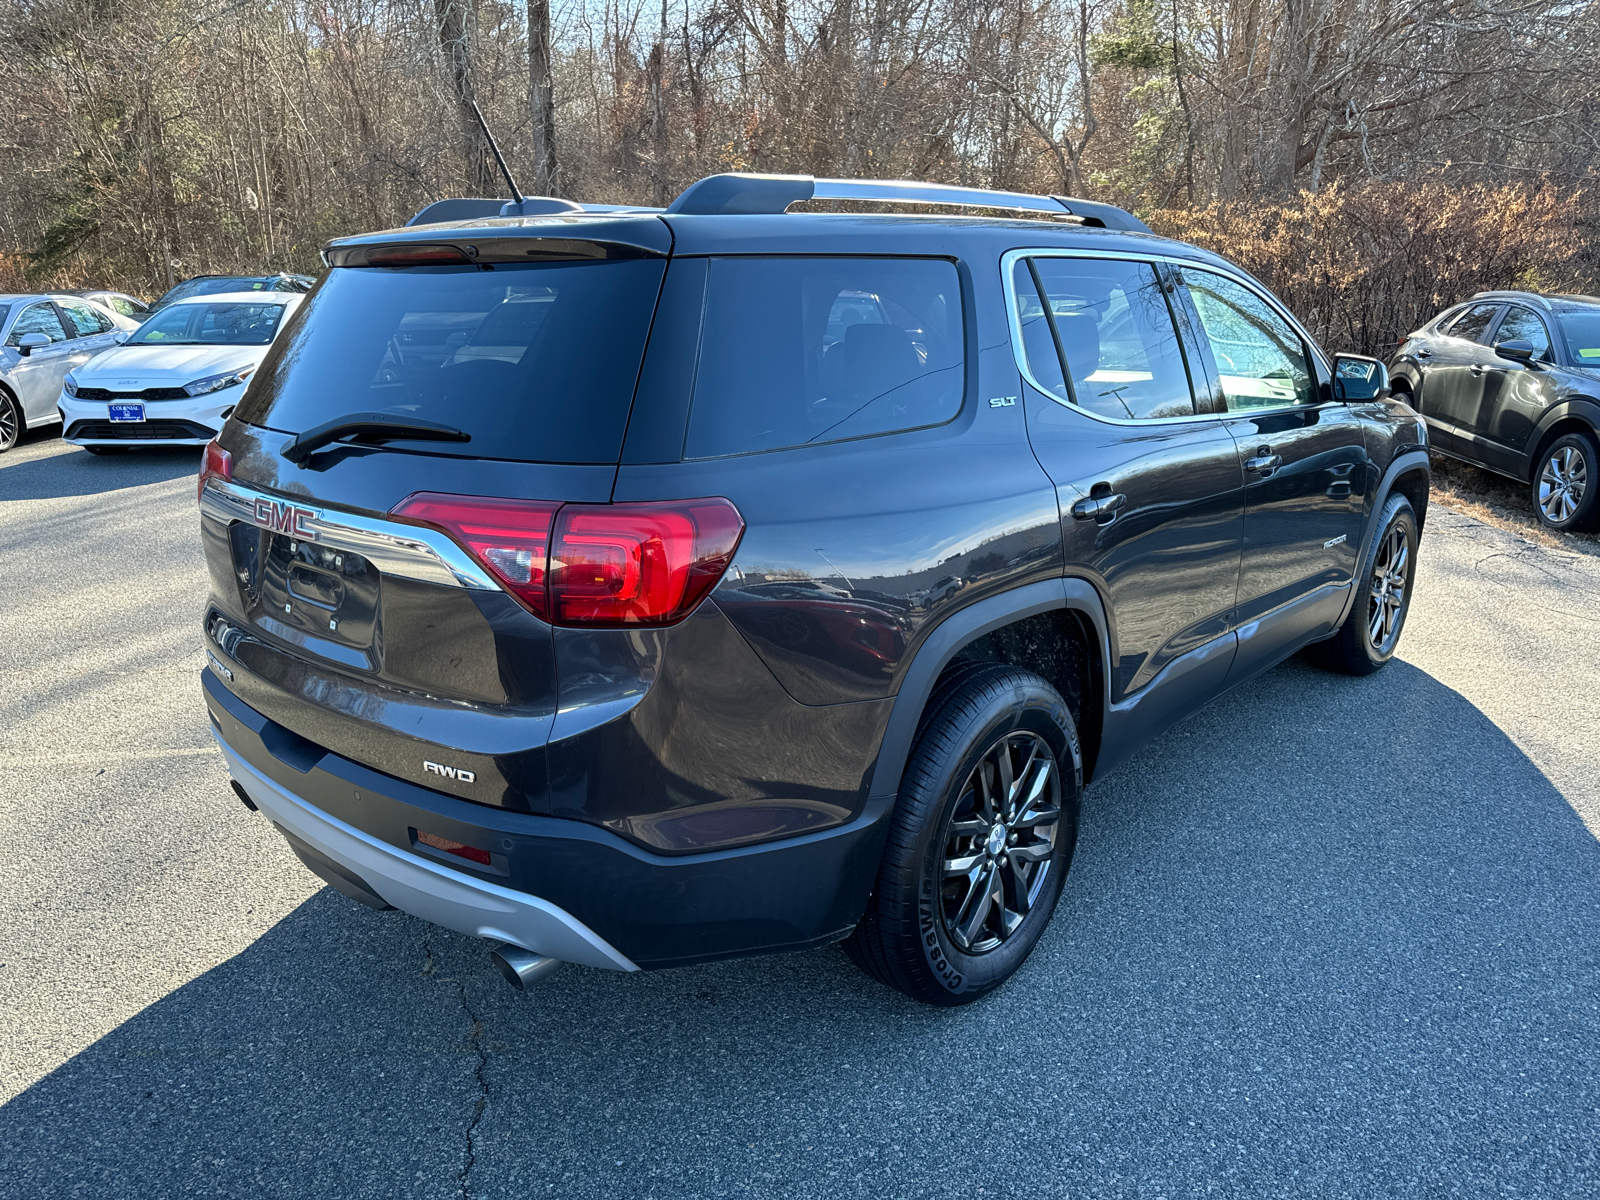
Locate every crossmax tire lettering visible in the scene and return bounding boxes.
[844,664,1082,1006]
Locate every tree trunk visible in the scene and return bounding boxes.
[435,0,492,195]
[528,0,559,194]
[649,0,669,206]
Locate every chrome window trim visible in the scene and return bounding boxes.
[199,477,500,592]
[999,247,1333,427]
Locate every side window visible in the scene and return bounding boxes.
[60,300,113,336]
[6,303,69,346]
[1184,268,1315,410]
[1444,303,1500,343]
[1012,256,1196,420]
[684,257,965,458]
[1492,306,1552,361]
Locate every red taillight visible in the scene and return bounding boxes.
[391,493,560,620]
[198,439,232,502]
[390,493,744,627]
[550,499,745,626]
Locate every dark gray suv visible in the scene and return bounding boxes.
[198,174,1431,1004]
[1391,290,1600,531]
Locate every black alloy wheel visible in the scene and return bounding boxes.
[939,730,1063,954]
[1530,431,1600,532]
[1310,493,1419,676]
[0,390,19,453]
[844,663,1082,1006]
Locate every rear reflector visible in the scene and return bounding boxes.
[391,493,744,627]
[198,439,232,502]
[415,829,492,866]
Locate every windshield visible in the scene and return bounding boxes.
[128,301,288,346]
[234,259,666,464]
[1557,311,1600,366]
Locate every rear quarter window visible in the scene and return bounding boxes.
[235,258,666,464]
[683,256,965,459]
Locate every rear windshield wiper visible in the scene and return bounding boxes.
[282,412,471,463]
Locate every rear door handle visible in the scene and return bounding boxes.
[1244,448,1282,474]
[1071,492,1127,524]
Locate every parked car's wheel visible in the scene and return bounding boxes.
[1530,430,1599,532]
[844,664,1082,1006]
[1310,493,1418,676]
[0,389,20,453]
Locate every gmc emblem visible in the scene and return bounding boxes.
[252,497,318,540]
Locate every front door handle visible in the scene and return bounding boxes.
[1244,446,1282,474]
[1071,492,1127,524]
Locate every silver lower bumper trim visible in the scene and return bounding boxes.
[218,737,638,971]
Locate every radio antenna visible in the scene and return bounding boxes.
[468,99,523,203]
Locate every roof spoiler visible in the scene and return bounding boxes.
[661,173,1152,233]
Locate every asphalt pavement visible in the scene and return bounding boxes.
[2,429,1597,1198]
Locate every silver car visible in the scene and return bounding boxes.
[0,293,134,452]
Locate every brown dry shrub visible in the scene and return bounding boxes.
[1147,179,1596,357]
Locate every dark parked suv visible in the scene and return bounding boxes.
[1391,290,1600,531]
[198,174,1431,1005]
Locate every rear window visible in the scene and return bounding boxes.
[236,259,666,464]
[684,257,965,459]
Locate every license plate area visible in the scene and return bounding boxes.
[108,402,145,423]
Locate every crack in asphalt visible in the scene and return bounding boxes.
[423,932,491,1199]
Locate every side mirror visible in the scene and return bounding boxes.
[14,332,49,357]
[1333,353,1390,402]
[1495,339,1535,363]
[112,330,130,344]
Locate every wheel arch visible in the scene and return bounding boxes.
[1521,400,1600,483]
[1326,449,1430,634]
[864,579,1112,803]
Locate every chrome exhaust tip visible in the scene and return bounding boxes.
[490,944,562,990]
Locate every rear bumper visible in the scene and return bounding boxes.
[219,737,639,970]
[204,669,891,969]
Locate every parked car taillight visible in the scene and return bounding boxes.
[390,493,560,619]
[198,439,232,502]
[391,494,743,627]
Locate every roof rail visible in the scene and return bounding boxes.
[662,173,1151,233]
[1471,290,1554,311]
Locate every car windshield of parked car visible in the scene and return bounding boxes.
[129,301,287,346]
[1556,311,1600,367]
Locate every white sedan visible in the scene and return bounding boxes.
[60,291,303,453]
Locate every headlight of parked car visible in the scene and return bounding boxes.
[183,368,254,397]
[63,373,79,397]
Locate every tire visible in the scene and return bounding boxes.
[844,664,1082,1006]
[83,446,127,456]
[1310,493,1419,676]
[0,389,19,453]
[1529,430,1599,532]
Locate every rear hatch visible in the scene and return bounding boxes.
[201,216,674,813]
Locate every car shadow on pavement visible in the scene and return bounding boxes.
[0,435,201,502]
[3,659,1598,1199]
